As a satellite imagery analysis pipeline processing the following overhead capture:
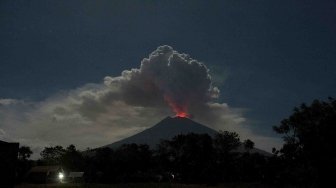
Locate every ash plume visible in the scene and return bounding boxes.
[104,45,219,117]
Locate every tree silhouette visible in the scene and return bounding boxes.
[61,144,84,171]
[18,146,32,160]
[114,144,153,182]
[17,146,33,182]
[213,131,241,154]
[213,131,241,182]
[28,132,276,184]
[40,145,65,165]
[273,97,336,186]
[243,139,254,152]
[157,133,215,183]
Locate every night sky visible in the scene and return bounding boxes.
[1,0,336,156]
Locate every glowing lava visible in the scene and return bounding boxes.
[175,112,189,118]
[164,95,190,118]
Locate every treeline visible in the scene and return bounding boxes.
[19,131,275,185]
[87,132,269,184]
[17,97,336,187]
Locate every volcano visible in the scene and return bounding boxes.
[104,116,271,156]
[105,116,217,149]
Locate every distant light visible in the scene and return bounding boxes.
[58,172,64,180]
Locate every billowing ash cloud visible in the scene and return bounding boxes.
[0,46,282,158]
[104,45,219,117]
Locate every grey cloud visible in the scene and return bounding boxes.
[104,45,219,116]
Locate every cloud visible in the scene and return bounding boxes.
[104,45,219,116]
[0,46,281,158]
[0,98,24,106]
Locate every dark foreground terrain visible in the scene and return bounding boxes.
[15,183,292,188]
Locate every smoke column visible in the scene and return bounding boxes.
[104,45,220,117]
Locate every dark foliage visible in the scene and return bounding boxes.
[16,146,34,182]
[18,146,32,160]
[40,145,66,165]
[62,145,85,171]
[156,133,215,183]
[31,131,273,185]
[243,139,255,151]
[273,97,336,187]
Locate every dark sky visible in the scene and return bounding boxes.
[1,0,336,139]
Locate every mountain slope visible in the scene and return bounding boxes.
[104,116,271,156]
[105,116,217,149]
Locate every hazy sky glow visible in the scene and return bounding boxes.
[1,0,335,158]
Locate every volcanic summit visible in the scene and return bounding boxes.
[105,116,217,149]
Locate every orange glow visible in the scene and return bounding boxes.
[164,95,190,118]
[175,112,189,118]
